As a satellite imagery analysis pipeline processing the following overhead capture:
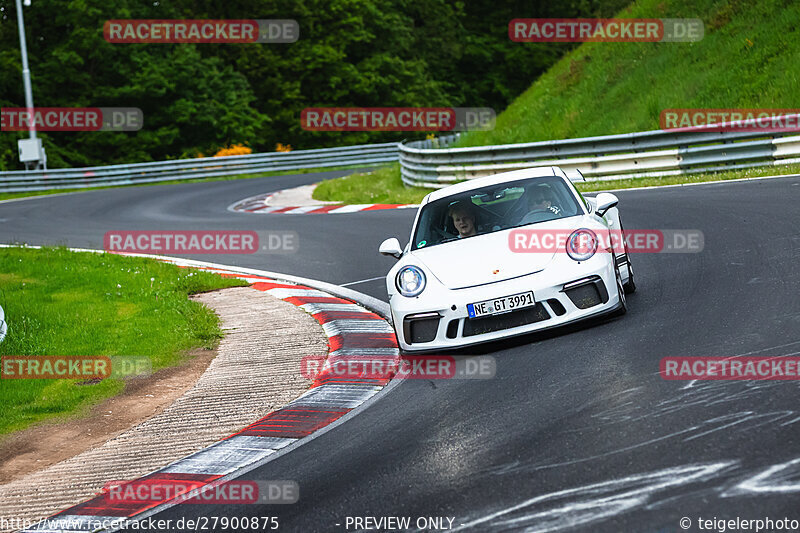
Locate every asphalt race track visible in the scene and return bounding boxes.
[2,172,799,532]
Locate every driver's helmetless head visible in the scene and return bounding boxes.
[448,201,477,237]
[528,187,552,209]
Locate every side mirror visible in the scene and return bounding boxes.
[594,193,619,217]
[379,237,403,259]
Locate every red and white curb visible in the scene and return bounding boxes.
[228,191,418,215]
[19,254,401,533]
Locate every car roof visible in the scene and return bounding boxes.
[424,166,564,204]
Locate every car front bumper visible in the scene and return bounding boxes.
[389,255,620,352]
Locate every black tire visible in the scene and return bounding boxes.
[618,220,637,294]
[611,263,628,317]
[623,259,637,294]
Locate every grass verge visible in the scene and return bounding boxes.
[312,164,429,204]
[457,0,800,147]
[313,0,800,202]
[0,246,247,435]
[312,162,800,205]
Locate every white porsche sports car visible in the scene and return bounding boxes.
[379,166,635,352]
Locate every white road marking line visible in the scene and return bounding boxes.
[322,320,395,336]
[340,275,385,287]
[283,205,325,214]
[328,204,375,213]
[161,436,295,475]
[329,348,400,357]
[266,288,331,299]
[290,384,383,409]
[300,303,365,314]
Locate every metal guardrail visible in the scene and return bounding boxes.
[0,142,400,193]
[400,116,800,188]
[4,116,799,193]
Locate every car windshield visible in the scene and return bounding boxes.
[411,176,583,250]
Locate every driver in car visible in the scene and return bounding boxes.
[518,186,562,225]
[448,201,478,238]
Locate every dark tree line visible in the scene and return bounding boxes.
[0,0,629,169]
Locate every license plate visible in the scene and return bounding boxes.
[467,291,535,318]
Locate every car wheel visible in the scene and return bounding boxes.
[612,264,628,316]
[618,220,637,294]
[623,259,637,294]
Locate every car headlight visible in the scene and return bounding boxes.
[396,266,426,297]
[566,228,598,261]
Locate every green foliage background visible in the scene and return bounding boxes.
[457,0,800,147]
[0,0,628,169]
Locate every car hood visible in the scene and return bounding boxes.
[409,228,557,290]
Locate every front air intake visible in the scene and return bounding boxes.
[563,276,609,309]
[462,304,550,337]
[403,313,441,344]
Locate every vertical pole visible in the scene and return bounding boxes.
[16,0,43,169]
[16,0,36,140]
